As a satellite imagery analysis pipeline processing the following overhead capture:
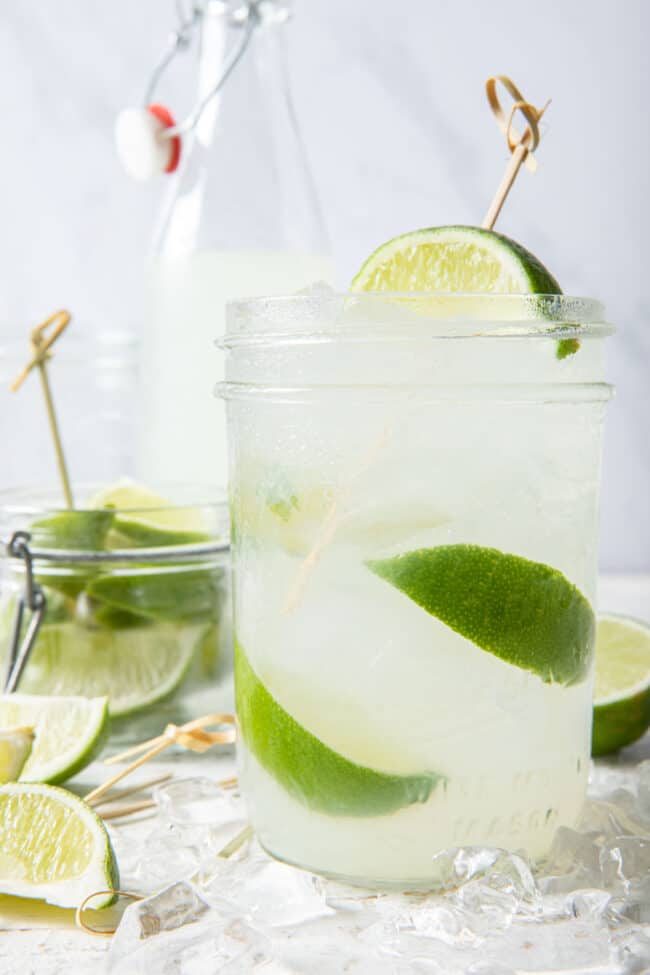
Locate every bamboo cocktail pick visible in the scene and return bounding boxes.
[10,310,75,508]
[83,713,237,806]
[482,75,550,230]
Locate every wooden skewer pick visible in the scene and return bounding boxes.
[482,75,550,231]
[83,713,237,807]
[10,310,74,508]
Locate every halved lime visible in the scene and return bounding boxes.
[0,727,34,784]
[88,480,210,547]
[368,545,594,685]
[0,695,109,784]
[351,225,561,295]
[235,639,439,816]
[592,614,650,756]
[16,622,205,717]
[0,783,118,908]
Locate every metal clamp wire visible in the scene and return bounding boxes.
[4,533,47,694]
[145,0,260,138]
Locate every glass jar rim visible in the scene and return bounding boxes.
[222,293,612,347]
[0,484,229,561]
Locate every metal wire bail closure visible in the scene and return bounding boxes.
[115,0,261,180]
[3,532,47,694]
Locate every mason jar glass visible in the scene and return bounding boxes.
[0,486,230,746]
[219,293,613,889]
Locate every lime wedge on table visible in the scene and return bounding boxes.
[592,615,650,756]
[88,480,210,547]
[0,783,118,909]
[0,695,108,784]
[235,639,439,816]
[16,623,204,717]
[0,727,34,784]
[351,225,576,359]
[368,545,594,685]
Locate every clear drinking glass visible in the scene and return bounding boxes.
[0,486,230,745]
[219,293,613,888]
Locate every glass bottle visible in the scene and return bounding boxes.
[139,0,333,489]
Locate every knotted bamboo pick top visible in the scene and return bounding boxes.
[10,309,74,508]
[482,75,550,230]
[84,712,237,806]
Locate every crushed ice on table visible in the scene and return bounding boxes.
[107,759,650,973]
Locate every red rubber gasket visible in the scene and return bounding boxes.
[148,104,181,173]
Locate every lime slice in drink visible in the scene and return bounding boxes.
[17,622,204,717]
[235,639,439,816]
[592,615,650,756]
[0,695,108,784]
[351,225,561,295]
[0,783,118,908]
[88,479,210,547]
[0,727,34,784]
[368,545,594,685]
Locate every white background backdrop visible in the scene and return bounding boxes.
[0,0,648,571]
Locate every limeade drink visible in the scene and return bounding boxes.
[221,229,612,887]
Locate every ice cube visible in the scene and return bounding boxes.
[108,881,212,971]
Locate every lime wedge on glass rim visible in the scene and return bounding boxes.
[351,225,561,294]
[0,695,109,784]
[592,615,650,756]
[0,782,118,909]
[351,225,577,358]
